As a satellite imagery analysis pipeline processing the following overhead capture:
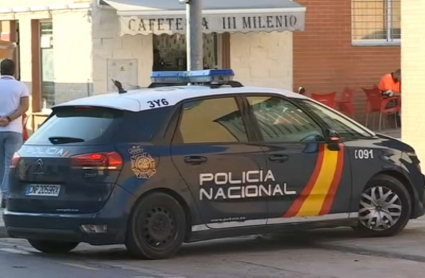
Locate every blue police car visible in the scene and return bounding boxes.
[3,70,424,259]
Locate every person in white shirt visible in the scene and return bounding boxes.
[0,59,29,208]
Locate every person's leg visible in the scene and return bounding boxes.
[1,132,23,200]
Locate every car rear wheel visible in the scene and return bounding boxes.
[28,240,79,254]
[352,174,411,237]
[125,192,186,260]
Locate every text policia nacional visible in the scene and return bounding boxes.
[199,170,296,201]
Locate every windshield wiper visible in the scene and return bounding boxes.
[48,136,85,144]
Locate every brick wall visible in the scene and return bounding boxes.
[401,1,425,161]
[293,0,400,125]
[231,32,293,90]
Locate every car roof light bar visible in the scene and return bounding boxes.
[150,69,235,85]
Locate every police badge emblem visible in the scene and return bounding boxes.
[128,146,156,179]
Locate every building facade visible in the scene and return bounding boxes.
[0,0,308,131]
[293,0,400,124]
[0,0,402,131]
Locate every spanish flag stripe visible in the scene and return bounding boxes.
[283,144,325,217]
[319,144,345,215]
[294,147,339,217]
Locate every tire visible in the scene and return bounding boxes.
[352,174,412,237]
[125,192,186,260]
[28,240,79,254]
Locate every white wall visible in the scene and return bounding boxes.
[0,0,90,9]
[401,1,425,161]
[230,32,293,90]
[91,7,153,94]
[52,9,93,103]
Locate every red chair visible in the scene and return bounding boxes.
[362,86,400,131]
[311,92,337,109]
[336,87,355,119]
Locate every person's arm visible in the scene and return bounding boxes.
[6,96,29,122]
[1,83,30,126]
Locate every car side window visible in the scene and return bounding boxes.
[246,96,324,142]
[174,97,248,144]
[299,99,373,139]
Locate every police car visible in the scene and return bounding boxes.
[3,70,424,260]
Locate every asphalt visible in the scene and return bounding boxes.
[1,219,425,277]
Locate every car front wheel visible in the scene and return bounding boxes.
[28,240,79,254]
[125,192,186,260]
[353,174,412,237]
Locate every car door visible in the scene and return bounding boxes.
[297,99,388,216]
[242,95,353,224]
[170,96,269,229]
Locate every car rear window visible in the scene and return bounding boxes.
[27,106,175,145]
[27,106,123,145]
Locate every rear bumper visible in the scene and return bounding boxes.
[3,185,135,245]
[4,211,127,245]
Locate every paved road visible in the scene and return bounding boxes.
[1,217,425,278]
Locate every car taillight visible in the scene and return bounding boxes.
[10,153,20,168]
[71,152,123,170]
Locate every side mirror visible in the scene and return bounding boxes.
[327,129,340,142]
[298,87,306,94]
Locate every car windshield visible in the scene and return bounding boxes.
[298,99,374,138]
[26,106,123,145]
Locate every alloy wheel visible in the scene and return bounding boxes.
[359,186,403,231]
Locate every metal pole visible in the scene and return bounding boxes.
[185,0,203,71]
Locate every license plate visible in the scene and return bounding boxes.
[26,184,61,197]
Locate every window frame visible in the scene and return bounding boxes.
[170,94,256,146]
[294,98,377,140]
[240,93,330,144]
[351,0,401,47]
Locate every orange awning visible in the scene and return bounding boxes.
[0,40,16,58]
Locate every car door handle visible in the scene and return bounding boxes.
[268,154,289,162]
[184,156,208,165]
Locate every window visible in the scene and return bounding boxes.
[40,21,54,108]
[247,96,324,143]
[299,100,374,139]
[27,107,123,145]
[176,97,248,144]
[351,0,400,45]
[153,33,222,71]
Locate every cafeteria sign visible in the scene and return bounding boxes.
[120,12,305,35]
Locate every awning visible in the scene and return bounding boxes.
[103,0,306,36]
[0,40,16,58]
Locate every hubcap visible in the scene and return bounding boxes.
[359,186,402,231]
[143,207,176,248]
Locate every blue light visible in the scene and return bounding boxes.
[150,69,235,84]
[150,71,188,83]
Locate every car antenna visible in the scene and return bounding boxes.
[112,79,127,94]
